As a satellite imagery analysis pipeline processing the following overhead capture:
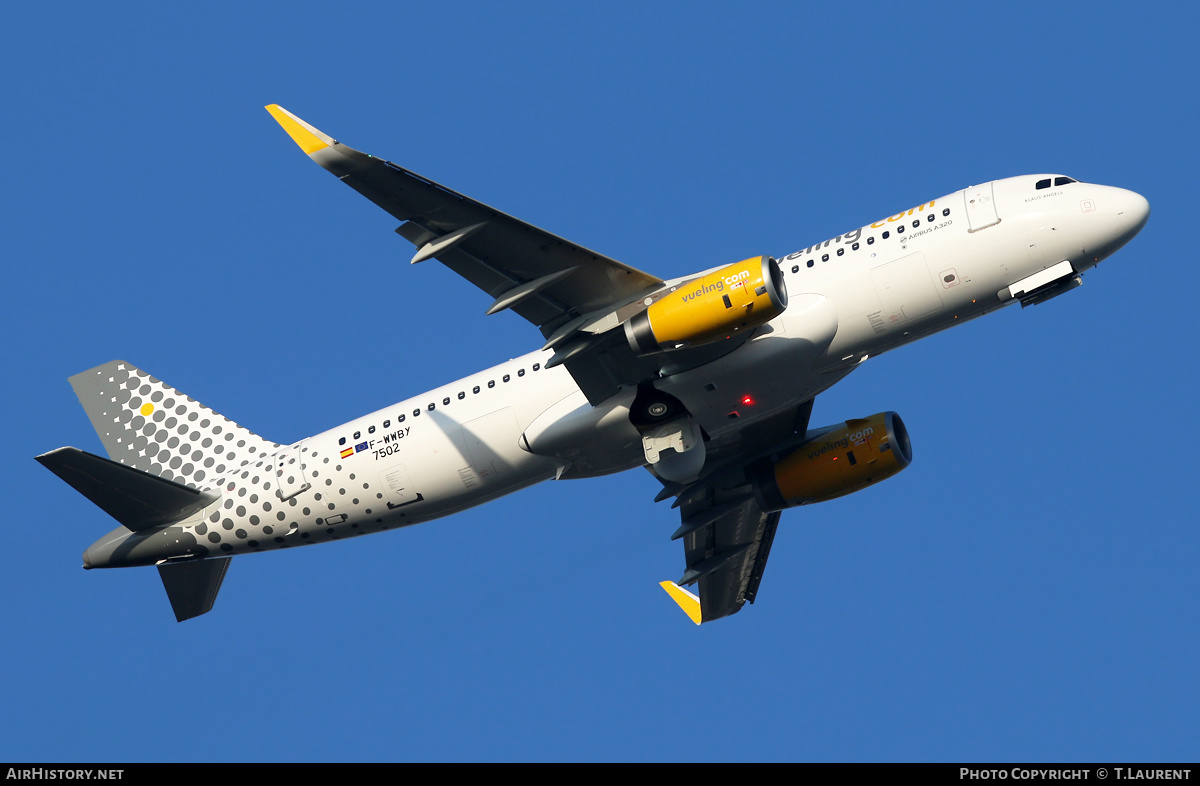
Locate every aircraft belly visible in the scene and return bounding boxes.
[658,302,839,441]
[372,417,556,521]
[1022,225,1085,272]
[166,427,559,558]
[521,390,645,478]
[461,408,523,487]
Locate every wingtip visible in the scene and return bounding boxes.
[265,104,334,155]
[659,580,702,625]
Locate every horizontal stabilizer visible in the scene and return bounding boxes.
[36,447,219,532]
[158,557,231,622]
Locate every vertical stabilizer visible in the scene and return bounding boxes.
[69,361,280,488]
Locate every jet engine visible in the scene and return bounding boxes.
[624,255,788,355]
[749,412,912,510]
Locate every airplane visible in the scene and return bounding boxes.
[36,105,1150,624]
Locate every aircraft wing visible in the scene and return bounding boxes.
[663,500,782,624]
[658,399,815,623]
[265,105,663,336]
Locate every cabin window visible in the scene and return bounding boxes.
[503,374,510,383]
[518,369,525,377]
[339,437,346,446]
[473,385,480,394]
[852,242,860,250]
[822,253,829,262]
[398,414,405,423]
[792,264,799,273]
[943,208,950,216]
[428,402,435,411]
[488,380,495,388]
[368,425,375,434]
[867,236,875,245]
[837,248,844,256]
[882,231,890,239]
[383,420,390,428]
[413,409,420,417]
[458,391,465,399]
[443,397,450,406]
[533,363,541,371]
[806,259,814,268]
[353,431,360,440]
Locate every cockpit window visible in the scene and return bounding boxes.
[1038,176,1078,190]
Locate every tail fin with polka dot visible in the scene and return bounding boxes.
[67,360,281,489]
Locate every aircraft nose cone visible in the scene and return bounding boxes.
[1080,186,1149,268]
[1115,188,1150,239]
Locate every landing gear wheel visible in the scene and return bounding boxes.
[629,384,685,431]
[647,401,670,418]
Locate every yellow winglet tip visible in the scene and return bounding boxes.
[660,581,702,625]
[265,104,332,155]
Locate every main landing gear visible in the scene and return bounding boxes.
[628,384,705,483]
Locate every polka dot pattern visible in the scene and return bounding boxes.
[69,360,282,490]
[65,361,444,561]
[175,446,399,558]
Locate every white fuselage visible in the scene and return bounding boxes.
[84,175,1149,567]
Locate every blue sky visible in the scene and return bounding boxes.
[3,1,1196,762]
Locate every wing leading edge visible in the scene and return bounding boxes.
[264,105,662,336]
[266,105,777,405]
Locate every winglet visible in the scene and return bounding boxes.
[659,580,702,625]
[265,104,334,155]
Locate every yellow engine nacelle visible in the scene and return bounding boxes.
[624,255,788,355]
[750,412,912,510]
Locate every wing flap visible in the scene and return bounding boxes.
[660,488,783,624]
[685,503,782,623]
